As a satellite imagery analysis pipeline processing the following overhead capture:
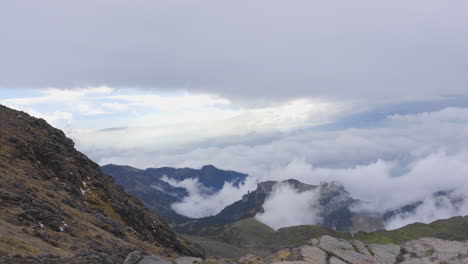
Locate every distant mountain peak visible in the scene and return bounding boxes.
[201,164,217,170]
[101,163,248,223]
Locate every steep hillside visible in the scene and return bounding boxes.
[0,105,203,263]
[101,164,247,223]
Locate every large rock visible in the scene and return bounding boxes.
[367,244,400,264]
[401,237,468,263]
[299,246,327,264]
[316,236,377,264]
[350,240,372,256]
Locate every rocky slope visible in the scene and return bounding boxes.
[125,235,468,264]
[0,105,203,263]
[101,164,247,223]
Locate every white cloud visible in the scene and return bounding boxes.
[385,190,468,230]
[255,182,322,230]
[103,92,232,111]
[69,97,344,151]
[161,176,251,218]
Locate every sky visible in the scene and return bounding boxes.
[1,0,468,230]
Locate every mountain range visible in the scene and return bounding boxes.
[100,164,247,223]
[102,166,384,234]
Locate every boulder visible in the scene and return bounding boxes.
[350,240,372,256]
[367,244,400,264]
[299,246,327,264]
[316,236,377,264]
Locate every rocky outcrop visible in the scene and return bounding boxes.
[0,105,203,263]
[183,235,468,264]
[399,237,468,263]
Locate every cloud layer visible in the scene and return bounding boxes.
[1,1,468,103]
[103,106,468,229]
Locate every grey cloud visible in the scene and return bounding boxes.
[1,1,468,102]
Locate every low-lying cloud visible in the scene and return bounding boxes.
[385,190,468,230]
[161,175,251,218]
[101,107,468,229]
[255,182,322,230]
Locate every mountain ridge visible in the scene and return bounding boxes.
[101,164,248,223]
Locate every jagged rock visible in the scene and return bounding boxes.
[299,246,327,264]
[367,244,400,264]
[316,235,377,264]
[173,256,203,264]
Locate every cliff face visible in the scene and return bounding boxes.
[0,105,203,263]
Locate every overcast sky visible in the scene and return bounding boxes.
[1,1,468,228]
[1,0,468,103]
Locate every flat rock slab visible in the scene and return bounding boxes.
[329,257,347,264]
[299,246,327,264]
